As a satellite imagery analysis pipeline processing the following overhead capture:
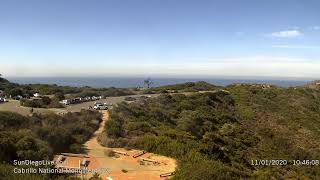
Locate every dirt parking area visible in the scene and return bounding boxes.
[0,100,64,116]
[0,94,160,115]
[65,94,160,112]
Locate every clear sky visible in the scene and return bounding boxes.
[1,0,320,78]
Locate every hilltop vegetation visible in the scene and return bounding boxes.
[143,81,219,94]
[102,84,320,179]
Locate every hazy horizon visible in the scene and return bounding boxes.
[1,0,320,78]
[5,75,318,81]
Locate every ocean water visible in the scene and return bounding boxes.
[6,77,313,88]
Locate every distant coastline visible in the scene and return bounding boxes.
[6,77,313,88]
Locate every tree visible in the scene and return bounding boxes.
[41,96,51,105]
[105,120,123,137]
[144,78,153,88]
[54,92,65,101]
[7,88,23,97]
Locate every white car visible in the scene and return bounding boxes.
[60,99,71,105]
[93,103,108,110]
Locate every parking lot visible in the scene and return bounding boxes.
[0,94,160,116]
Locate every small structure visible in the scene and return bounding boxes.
[33,93,42,97]
[141,158,161,165]
[113,150,129,156]
[60,153,90,158]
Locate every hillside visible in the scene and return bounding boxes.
[143,81,220,94]
[101,84,320,179]
[305,80,320,89]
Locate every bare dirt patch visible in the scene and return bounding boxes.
[83,111,177,180]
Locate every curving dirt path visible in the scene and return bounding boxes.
[83,111,177,180]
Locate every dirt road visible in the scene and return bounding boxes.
[83,111,177,180]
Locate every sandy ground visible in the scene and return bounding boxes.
[83,111,177,180]
[0,100,59,116]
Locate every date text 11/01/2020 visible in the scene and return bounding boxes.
[251,160,320,166]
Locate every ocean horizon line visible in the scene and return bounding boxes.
[5,76,316,88]
[4,75,319,80]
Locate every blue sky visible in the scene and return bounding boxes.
[0,0,320,78]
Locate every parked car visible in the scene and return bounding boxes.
[0,98,8,103]
[12,95,23,100]
[91,96,100,101]
[93,103,108,110]
[60,99,71,105]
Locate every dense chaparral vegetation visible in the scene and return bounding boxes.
[102,82,320,179]
[143,81,220,94]
[0,109,102,180]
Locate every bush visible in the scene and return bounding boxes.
[104,149,116,157]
